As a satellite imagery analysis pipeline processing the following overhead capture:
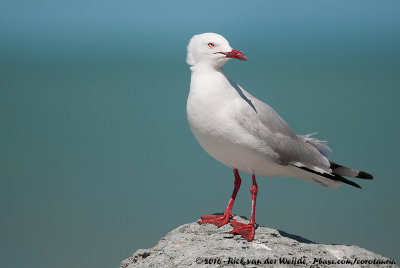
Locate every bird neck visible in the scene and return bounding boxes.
[190,62,224,74]
[189,63,234,104]
[190,64,230,90]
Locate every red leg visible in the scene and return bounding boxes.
[230,173,258,241]
[198,169,242,227]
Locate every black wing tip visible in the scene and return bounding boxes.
[336,176,362,189]
[295,165,362,189]
[357,171,374,180]
[329,161,342,169]
[350,181,362,189]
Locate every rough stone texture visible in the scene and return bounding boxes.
[120,216,397,268]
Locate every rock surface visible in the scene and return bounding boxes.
[120,216,397,268]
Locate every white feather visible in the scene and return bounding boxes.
[186,33,338,188]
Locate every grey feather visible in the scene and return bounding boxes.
[233,82,331,173]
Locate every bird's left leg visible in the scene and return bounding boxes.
[230,173,258,242]
[198,169,242,227]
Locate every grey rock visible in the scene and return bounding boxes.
[120,216,397,268]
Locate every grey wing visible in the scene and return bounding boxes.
[234,84,332,174]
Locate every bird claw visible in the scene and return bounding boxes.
[198,213,232,227]
[230,220,255,242]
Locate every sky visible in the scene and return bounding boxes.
[1,1,399,268]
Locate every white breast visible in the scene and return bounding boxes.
[187,69,291,177]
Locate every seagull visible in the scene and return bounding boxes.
[186,33,373,242]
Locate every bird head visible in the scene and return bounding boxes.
[186,33,247,69]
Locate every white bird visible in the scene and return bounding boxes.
[186,33,373,242]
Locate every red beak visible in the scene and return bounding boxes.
[218,49,247,61]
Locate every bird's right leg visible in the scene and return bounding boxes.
[198,168,242,227]
[230,173,258,241]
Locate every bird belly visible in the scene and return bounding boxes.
[187,81,291,178]
[188,116,291,178]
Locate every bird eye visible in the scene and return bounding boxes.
[208,42,215,48]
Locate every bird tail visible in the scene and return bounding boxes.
[330,161,374,180]
[290,161,374,189]
[295,134,374,189]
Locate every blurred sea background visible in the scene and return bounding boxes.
[1,1,399,267]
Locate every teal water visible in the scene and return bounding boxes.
[1,1,399,267]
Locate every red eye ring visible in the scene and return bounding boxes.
[208,42,215,48]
